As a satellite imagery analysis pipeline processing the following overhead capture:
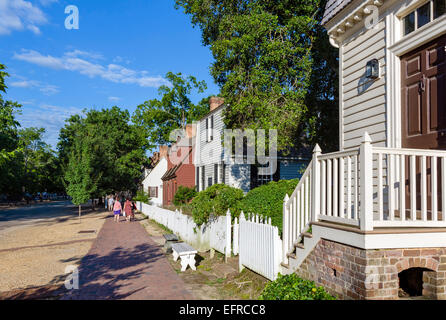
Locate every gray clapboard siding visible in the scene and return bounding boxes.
[341,19,387,150]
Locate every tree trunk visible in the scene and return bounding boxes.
[78,204,81,223]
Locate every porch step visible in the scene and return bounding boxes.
[295,243,305,249]
[281,262,290,269]
[302,232,313,239]
[287,253,297,259]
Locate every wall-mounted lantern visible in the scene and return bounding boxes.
[366,59,380,79]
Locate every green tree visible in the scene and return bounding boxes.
[18,127,64,194]
[0,64,23,199]
[132,72,209,150]
[59,107,149,199]
[64,138,97,220]
[175,0,339,152]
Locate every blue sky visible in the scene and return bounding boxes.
[1,0,218,148]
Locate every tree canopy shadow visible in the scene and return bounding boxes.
[60,242,165,300]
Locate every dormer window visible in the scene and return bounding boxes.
[403,0,446,36]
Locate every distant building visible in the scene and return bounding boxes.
[141,146,168,206]
[162,124,196,206]
[194,97,310,193]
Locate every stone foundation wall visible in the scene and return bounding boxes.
[295,239,446,300]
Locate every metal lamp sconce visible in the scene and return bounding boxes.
[366,59,380,79]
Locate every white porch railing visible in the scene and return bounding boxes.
[282,132,446,265]
[282,157,314,265]
[373,147,446,227]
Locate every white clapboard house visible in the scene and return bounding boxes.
[279,0,446,300]
[141,146,168,207]
[194,97,310,193]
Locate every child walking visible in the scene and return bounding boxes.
[113,197,122,222]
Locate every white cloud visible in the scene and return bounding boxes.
[65,49,104,61]
[39,84,59,95]
[10,77,59,95]
[108,96,120,102]
[39,0,58,6]
[17,104,84,148]
[10,79,40,88]
[0,0,48,35]
[14,49,170,88]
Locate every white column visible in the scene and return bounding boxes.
[311,145,321,222]
[360,132,374,231]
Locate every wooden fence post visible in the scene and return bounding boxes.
[239,211,245,272]
[311,144,321,222]
[225,209,232,262]
[360,132,374,231]
[233,217,239,256]
[282,194,289,265]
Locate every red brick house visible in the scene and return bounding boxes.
[162,124,196,206]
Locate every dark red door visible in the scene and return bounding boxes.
[401,34,446,215]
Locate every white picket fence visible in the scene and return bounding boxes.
[136,202,231,255]
[209,212,232,257]
[136,202,282,281]
[238,212,282,281]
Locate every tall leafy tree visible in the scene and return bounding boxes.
[0,64,24,198]
[175,0,339,151]
[132,71,209,149]
[65,137,97,219]
[59,106,149,198]
[0,64,21,161]
[18,127,64,194]
[0,64,64,199]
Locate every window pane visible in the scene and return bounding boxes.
[417,2,431,28]
[434,0,446,18]
[404,12,415,35]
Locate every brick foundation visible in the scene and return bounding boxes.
[295,239,446,300]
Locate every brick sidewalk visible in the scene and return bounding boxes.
[63,216,194,300]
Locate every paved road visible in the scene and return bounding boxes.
[63,216,194,300]
[0,201,92,234]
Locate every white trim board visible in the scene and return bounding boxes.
[314,225,446,249]
[388,14,446,56]
[386,7,446,149]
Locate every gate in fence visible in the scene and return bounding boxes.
[238,212,282,281]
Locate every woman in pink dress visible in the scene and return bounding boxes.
[113,197,122,222]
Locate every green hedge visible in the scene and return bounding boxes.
[259,274,335,300]
[133,190,150,204]
[190,184,244,226]
[173,186,197,205]
[239,179,298,233]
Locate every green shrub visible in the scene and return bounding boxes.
[191,184,244,225]
[173,186,197,205]
[259,274,335,300]
[239,179,298,233]
[133,190,150,204]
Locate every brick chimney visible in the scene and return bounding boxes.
[185,123,196,138]
[159,145,169,159]
[209,96,224,112]
[150,152,160,166]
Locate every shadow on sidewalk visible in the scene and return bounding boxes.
[62,242,164,300]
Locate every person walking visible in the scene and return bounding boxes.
[124,197,135,222]
[113,197,122,222]
[108,196,115,212]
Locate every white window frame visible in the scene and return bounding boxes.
[386,2,446,149]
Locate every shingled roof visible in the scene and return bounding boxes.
[321,0,354,25]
